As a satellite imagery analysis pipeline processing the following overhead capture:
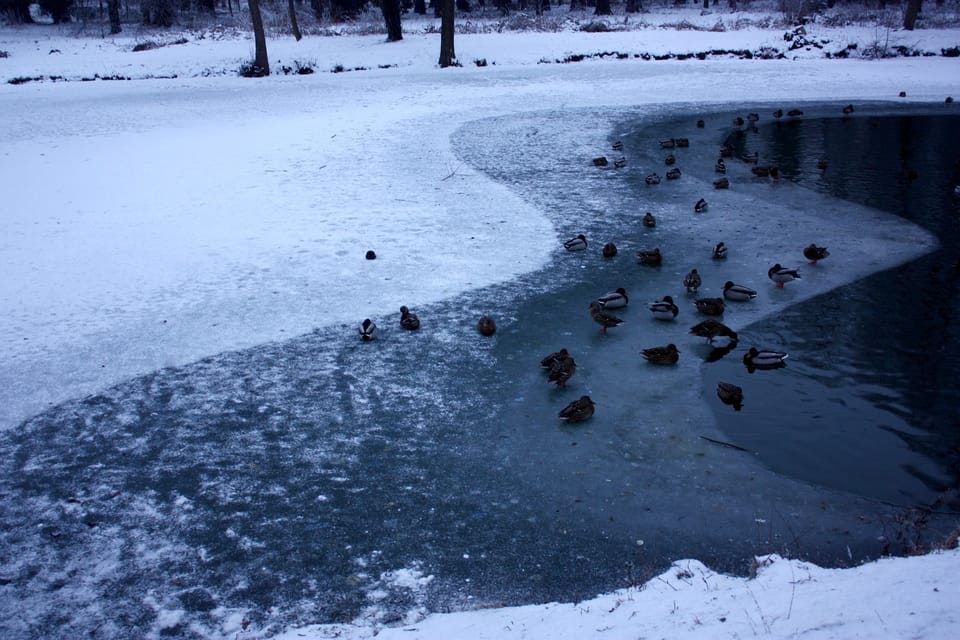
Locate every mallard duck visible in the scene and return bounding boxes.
[666,167,682,180]
[695,198,709,213]
[683,268,702,294]
[723,281,757,302]
[476,316,496,336]
[541,347,570,370]
[899,91,907,97]
[559,395,595,422]
[773,108,783,120]
[400,305,420,330]
[733,116,745,128]
[712,242,728,259]
[696,119,705,128]
[715,158,727,173]
[747,112,759,123]
[803,244,830,264]
[564,234,588,252]
[592,156,609,167]
[641,343,680,365]
[612,140,624,151]
[689,319,738,344]
[713,177,730,189]
[675,138,690,148]
[548,352,577,387]
[842,104,854,116]
[816,158,828,171]
[751,166,776,177]
[614,157,627,169]
[365,250,377,260]
[716,382,744,411]
[695,297,726,316]
[359,318,377,341]
[787,109,803,117]
[649,295,679,321]
[642,212,657,228]
[645,173,662,185]
[719,144,734,158]
[597,287,629,309]
[742,151,759,164]
[659,138,676,149]
[637,247,663,266]
[664,153,676,166]
[768,263,801,288]
[602,242,618,258]
[743,347,788,370]
[589,301,624,334]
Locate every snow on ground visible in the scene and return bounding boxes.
[2,5,960,639]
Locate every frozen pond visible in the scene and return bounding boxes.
[1,103,957,638]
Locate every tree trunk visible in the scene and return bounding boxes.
[382,0,403,41]
[594,0,610,14]
[903,0,921,30]
[108,0,121,32]
[288,0,303,40]
[438,0,456,67]
[248,0,270,76]
[413,0,425,13]
[625,0,642,12]
[310,0,322,19]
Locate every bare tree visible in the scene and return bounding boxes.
[382,0,403,41]
[249,0,270,76]
[288,0,303,41]
[903,0,922,30]
[438,0,456,67]
[108,0,121,33]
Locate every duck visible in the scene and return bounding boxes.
[716,382,744,411]
[589,301,625,334]
[548,352,577,388]
[592,156,609,167]
[751,166,776,177]
[803,244,830,264]
[564,234,588,252]
[683,268,702,294]
[712,242,728,259]
[715,158,727,173]
[689,319,738,344]
[659,138,676,149]
[675,138,690,148]
[400,305,420,330]
[597,287,629,309]
[722,281,757,302]
[602,242,618,258]
[773,108,783,120]
[476,316,497,336]
[747,112,760,124]
[666,167,682,180]
[695,198,709,213]
[645,173,662,185]
[642,212,657,228]
[641,343,680,365]
[713,177,730,189]
[559,395,595,422]
[614,157,627,169]
[719,144,734,158]
[541,348,570,370]
[365,250,377,260]
[787,109,804,117]
[636,247,663,266]
[649,295,679,321]
[742,151,759,164]
[665,153,676,166]
[612,140,624,151]
[359,318,377,341]
[743,346,788,370]
[842,104,855,116]
[733,116,745,128]
[697,119,705,128]
[768,263,801,288]
[817,158,828,171]
[695,297,726,316]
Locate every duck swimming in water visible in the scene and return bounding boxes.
[716,382,744,411]
[476,316,497,336]
[743,347,788,371]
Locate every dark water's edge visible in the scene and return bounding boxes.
[1,102,956,639]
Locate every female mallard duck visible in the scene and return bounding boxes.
[683,268,702,294]
[589,301,624,334]
[713,177,730,189]
[697,119,705,128]
[773,108,783,120]
[842,104,855,116]
[614,157,627,169]
[666,167,682,180]
[612,140,624,151]
[602,242,618,258]
[803,244,830,264]
[476,316,496,336]
[713,242,728,259]
[733,116,745,128]
[723,281,757,302]
[716,381,744,411]
[548,352,577,388]
[359,318,377,341]
[719,144,734,158]
[743,347,788,370]
[564,234,588,252]
[664,153,676,166]
[747,112,759,124]
[649,295,679,321]
[645,173,662,185]
[689,319,738,344]
[541,348,570,370]
[659,138,676,149]
[676,138,690,147]
[642,212,657,228]
[641,343,680,365]
[695,297,726,316]
[768,263,801,288]
[559,395,595,422]
[400,305,420,330]
[715,158,727,174]
[597,287,629,309]
[695,198,709,213]
[637,247,663,266]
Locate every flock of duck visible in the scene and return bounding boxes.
[550,107,844,420]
